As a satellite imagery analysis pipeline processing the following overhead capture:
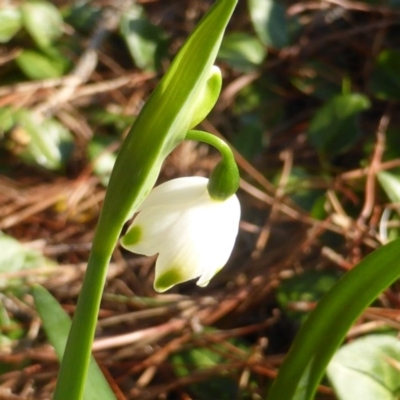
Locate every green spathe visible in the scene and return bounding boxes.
[101,0,238,231]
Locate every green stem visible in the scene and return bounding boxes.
[53,209,122,400]
[185,130,239,199]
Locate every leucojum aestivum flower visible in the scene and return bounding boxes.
[121,175,240,293]
[49,2,239,400]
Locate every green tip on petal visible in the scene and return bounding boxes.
[121,225,142,247]
[154,267,184,293]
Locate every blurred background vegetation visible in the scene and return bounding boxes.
[1,0,400,398]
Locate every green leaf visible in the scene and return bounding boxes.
[32,285,117,400]
[378,171,400,203]
[267,237,400,400]
[0,232,54,289]
[248,0,288,48]
[0,8,21,43]
[327,335,400,400]
[16,49,66,79]
[218,32,266,72]
[14,111,74,170]
[120,5,167,72]
[21,1,63,49]
[370,50,400,100]
[307,93,370,156]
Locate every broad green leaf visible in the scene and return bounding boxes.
[32,285,117,400]
[21,1,63,49]
[120,5,167,72]
[307,93,370,156]
[378,171,400,203]
[218,32,266,72]
[248,0,288,48]
[327,335,400,400]
[370,50,400,100]
[14,111,74,170]
[16,49,66,79]
[0,8,21,43]
[0,232,54,288]
[267,237,400,400]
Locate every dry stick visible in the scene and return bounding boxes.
[0,184,69,229]
[0,77,66,97]
[240,178,344,236]
[340,159,400,181]
[125,311,275,387]
[347,109,391,263]
[280,19,400,63]
[358,110,391,225]
[308,20,399,55]
[135,333,194,388]
[288,0,400,15]
[92,319,187,352]
[252,150,293,258]
[287,0,399,16]
[325,0,400,15]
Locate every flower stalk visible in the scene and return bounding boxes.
[185,130,240,200]
[52,1,237,399]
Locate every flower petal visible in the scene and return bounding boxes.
[121,177,241,293]
[137,176,209,211]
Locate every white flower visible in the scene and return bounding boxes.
[120,177,240,293]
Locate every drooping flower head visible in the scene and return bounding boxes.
[121,177,240,292]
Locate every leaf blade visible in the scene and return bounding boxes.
[267,238,400,400]
[33,285,117,400]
